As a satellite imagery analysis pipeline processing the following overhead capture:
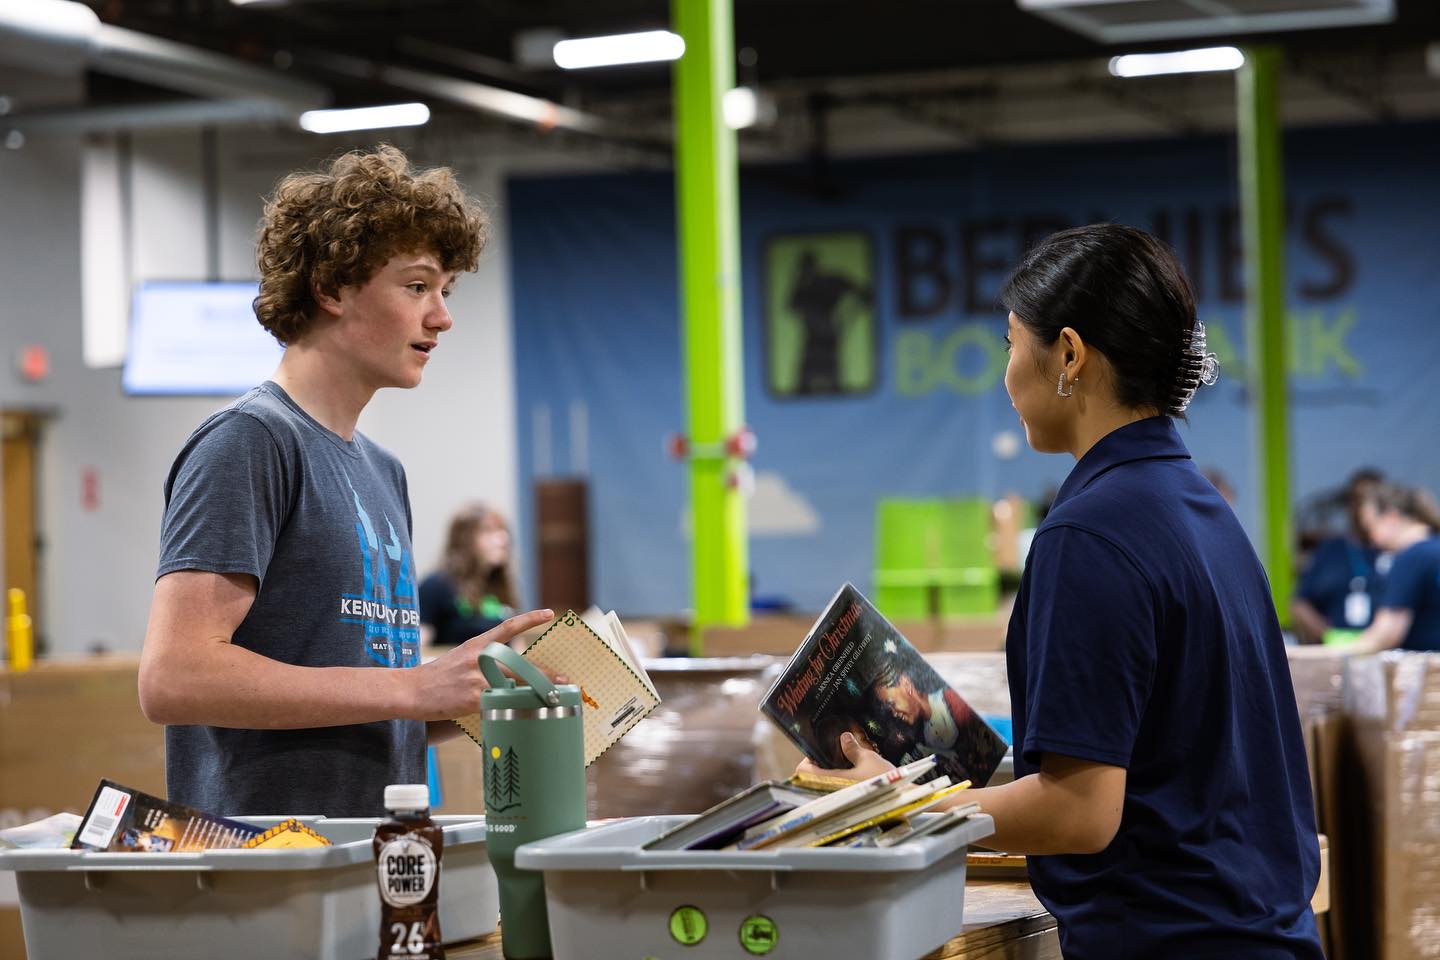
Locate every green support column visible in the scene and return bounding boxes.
[1237,47,1294,621]
[672,0,748,648]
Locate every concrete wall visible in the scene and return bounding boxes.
[0,99,601,655]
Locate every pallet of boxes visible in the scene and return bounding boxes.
[1342,651,1440,960]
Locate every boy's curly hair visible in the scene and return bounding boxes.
[254,145,486,345]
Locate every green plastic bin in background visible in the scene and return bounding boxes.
[873,497,999,621]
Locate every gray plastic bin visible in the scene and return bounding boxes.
[515,812,994,960]
[0,814,497,960]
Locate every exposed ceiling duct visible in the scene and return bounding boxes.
[1017,0,1396,43]
[0,0,608,137]
[378,66,609,137]
[0,0,323,108]
[90,25,325,109]
[6,98,311,133]
[0,0,98,74]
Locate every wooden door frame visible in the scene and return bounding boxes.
[2,409,44,653]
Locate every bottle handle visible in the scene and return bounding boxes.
[477,641,560,705]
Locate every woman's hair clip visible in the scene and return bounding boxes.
[1198,352,1220,387]
[1171,319,1220,414]
[1193,320,1220,387]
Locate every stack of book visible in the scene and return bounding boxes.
[644,755,979,852]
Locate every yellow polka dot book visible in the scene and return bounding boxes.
[452,608,661,766]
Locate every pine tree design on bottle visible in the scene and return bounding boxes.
[484,744,521,813]
[374,784,445,960]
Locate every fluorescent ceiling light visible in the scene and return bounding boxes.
[299,102,430,134]
[1108,46,1244,78]
[552,30,684,70]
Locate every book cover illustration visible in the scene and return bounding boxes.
[71,780,262,852]
[241,818,332,849]
[453,608,660,766]
[761,582,1008,787]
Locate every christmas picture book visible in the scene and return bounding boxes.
[760,582,1008,787]
[453,608,660,766]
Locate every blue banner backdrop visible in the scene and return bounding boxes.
[509,122,1440,615]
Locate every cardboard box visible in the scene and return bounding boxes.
[1341,652,1440,960]
[0,658,166,822]
[1286,645,1352,719]
[1346,652,1440,732]
[697,615,842,657]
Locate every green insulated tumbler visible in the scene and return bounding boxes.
[477,642,586,960]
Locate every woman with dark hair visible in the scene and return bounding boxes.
[803,224,1322,959]
[418,502,519,647]
[1353,482,1440,652]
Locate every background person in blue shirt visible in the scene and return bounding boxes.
[1291,468,1386,643]
[1353,483,1440,652]
[802,224,1322,959]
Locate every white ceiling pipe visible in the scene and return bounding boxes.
[7,98,300,134]
[379,65,608,136]
[0,0,323,109]
[91,24,325,107]
[0,0,101,74]
[1,0,613,138]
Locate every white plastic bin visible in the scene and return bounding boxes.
[515,812,994,960]
[0,814,497,960]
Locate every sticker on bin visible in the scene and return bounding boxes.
[669,905,708,945]
[75,786,130,849]
[739,914,778,955]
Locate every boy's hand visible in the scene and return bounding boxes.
[410,609,555,720]
[794,732,897,782]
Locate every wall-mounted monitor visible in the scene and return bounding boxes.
[122,280,284,396]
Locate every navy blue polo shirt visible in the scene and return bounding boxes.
[1379,536,1440,651]
[1007,417,1322,959]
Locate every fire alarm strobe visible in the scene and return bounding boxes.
[16,344,49,383]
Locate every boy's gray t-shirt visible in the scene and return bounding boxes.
[158,381,426,817]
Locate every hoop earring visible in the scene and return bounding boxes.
[1057,371,1077,398]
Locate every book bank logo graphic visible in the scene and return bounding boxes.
[485,744,522,813]
[763,231,877,398]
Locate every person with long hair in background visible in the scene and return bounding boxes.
[419,502,519,647]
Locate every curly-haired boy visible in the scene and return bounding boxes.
[138,146,552,817]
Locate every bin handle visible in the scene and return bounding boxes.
[478,641,559,706]
[75,865,214,894]
[70,862,216,872]
[619,862,793,873]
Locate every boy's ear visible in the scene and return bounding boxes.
[311,279,344,318]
